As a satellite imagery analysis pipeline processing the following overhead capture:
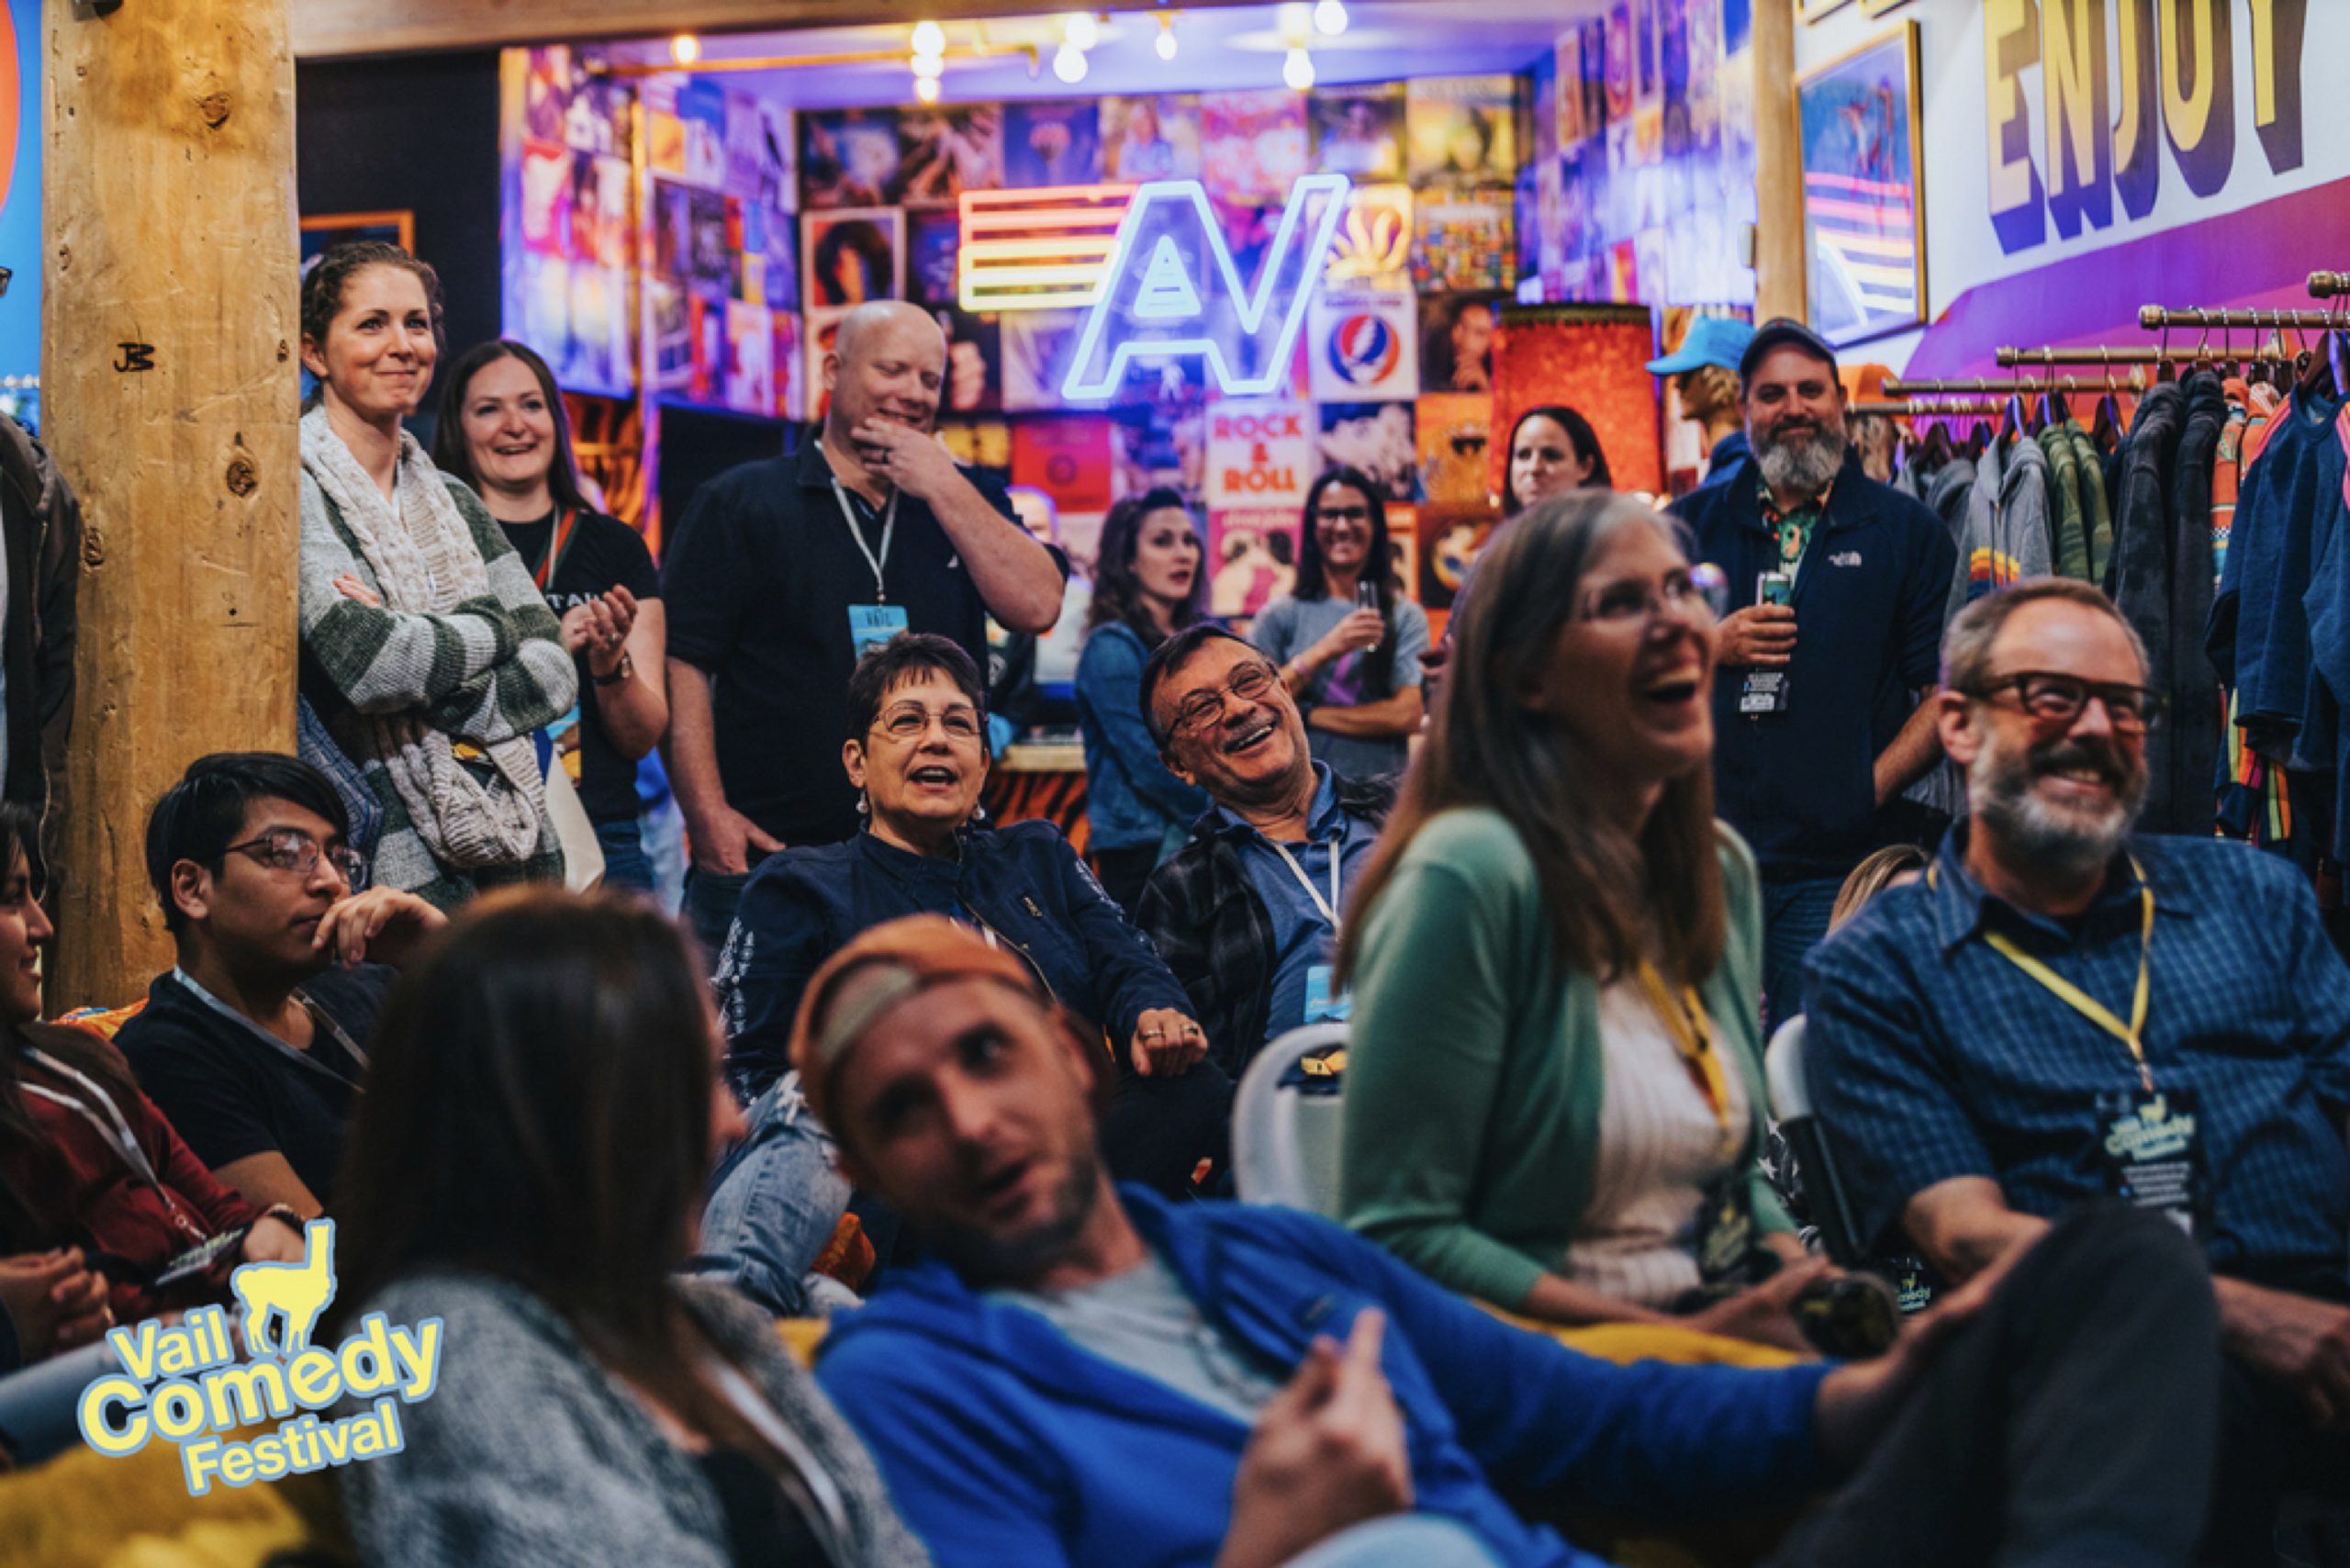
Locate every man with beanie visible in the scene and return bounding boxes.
[1667,319,1955,1028]
[804,913,2222,1568]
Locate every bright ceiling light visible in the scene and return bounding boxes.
[1063,11,1100,50]
[910,19,946,57]
[1314,0,1348,35]
[1053,39,1090,84]
[1277,3,1313,40]
[669,32,701,66]
[914,73,942,103]
[1155,14,1179,61]
[1282,44,1315,91]
[912,51,945,78]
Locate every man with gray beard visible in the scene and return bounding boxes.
[1667,319,1954,1028]
[1806,578,2350,1558]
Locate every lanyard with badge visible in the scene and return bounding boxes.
[530,509,581,595]
[1634,960,1760,1285]
[1934,857,2206,1238]
[826,443,909,657]
[17,1047,213,1246]
[1268,834,1352,1028]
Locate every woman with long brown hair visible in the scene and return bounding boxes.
[331,890,925,1567]
[1072,487,1211,913]
[1337,491,1820,1352]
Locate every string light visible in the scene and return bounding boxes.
[1053,39,1090,84]
[1063,11,1100,50]
[910,19,946,57]
[1281,45,1315,90]
[1155,13,1179,61]
[1276,3,1313,39]
[1314,0,1348,35]
[912,52,945,78]
[914,74,942,103]
[669,32,701,66]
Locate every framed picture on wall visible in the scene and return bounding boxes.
[300,210,415,261]
[1797,0,1856,19]
[1794,19,1924,345]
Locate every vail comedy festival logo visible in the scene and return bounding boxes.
[75,1219,442,1495]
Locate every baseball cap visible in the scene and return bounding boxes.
[1739,318,1841,385]
[1646,315,1755,376]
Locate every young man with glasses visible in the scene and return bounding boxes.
[113,752,444,1216]
[1805,579,2350,1554]
[1136,625,1394,1074]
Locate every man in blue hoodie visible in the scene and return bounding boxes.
[806,915,2221,1568]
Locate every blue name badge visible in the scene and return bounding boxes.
[1304,964,1352,1025]
[848,604,910,657]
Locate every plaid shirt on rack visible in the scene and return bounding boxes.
[1135,772,1394,1079]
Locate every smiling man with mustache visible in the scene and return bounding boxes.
[1666,319,1957,1029]
[1806,579,2350,1555]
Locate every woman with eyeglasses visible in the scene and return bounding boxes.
[1250,467,1431,783]
[1338,492,1826,1355]
[696,634,1225,1313]
[1074,488,1214,915]
[0,802,309,1341]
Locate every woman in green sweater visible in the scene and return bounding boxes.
[1337,490,1823,1353]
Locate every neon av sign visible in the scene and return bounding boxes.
[1060,174,1350,402]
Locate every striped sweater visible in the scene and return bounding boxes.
[298,465,575,906]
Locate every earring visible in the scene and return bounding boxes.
[856,791,870,817]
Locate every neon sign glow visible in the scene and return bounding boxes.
[1059,174,1352,402]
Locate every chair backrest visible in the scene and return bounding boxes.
[1762,1015,1869,1268]
[1231,1022,1352,1216]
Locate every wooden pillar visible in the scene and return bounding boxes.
[1751,0,1807,322]
[42,0,298,1008]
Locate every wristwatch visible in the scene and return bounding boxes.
[592,651,633,687]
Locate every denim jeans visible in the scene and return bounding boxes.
[594,817,655,896]
[1286,1518,1500,1568]
[684,868,753,978]
[682,1075,855,1318]
[1761,876,1844,1035]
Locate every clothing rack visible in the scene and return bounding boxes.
[1988,346,2300,368]
[1884,375,2146,396]
[1850,398,2009,416]
[2309,271,2350,299]
[2135,305,2341,331]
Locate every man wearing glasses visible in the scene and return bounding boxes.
[1805,579,2350,1554]
[113,752,443,1218]
[1136,625,1393,1076]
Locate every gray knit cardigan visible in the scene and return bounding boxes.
[297,468,576,908]
[336,1271,932,1568]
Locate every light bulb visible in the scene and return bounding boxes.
[1282,45,1315,91]
[1277,4,1313,40]
[1314,0,1348,35]
[912,51,945,78]
[669,32,701,66]
[914,73,941,103]
[1063,11,1100,50]
[1155,14,1179,61]
[910,19,946,57]
[1053,40,1090,84]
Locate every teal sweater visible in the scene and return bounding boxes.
[1340,808,1791,1309]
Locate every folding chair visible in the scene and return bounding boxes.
[1231,1022,1351,1216]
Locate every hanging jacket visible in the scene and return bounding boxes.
[0,418,82,879]
[2037,423,2091,580]
[1955,431,2052,624]
[2295,400,2350,862]
[2109,380,2188,709]
[2063,420,2117,584]
[1924,453,1977,539]
[2151,373,2230,834]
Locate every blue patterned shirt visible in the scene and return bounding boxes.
[1806,825,2350,1296]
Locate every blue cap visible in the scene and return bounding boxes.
[1646,315,1756,376]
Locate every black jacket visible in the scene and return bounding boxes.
[0,418,82,873]
[2159,373,2229,834]
[1135,771,1395,1076]
[2106,382,2188,822]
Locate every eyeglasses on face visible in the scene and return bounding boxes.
[1576,568,1718,627]
[1316,505,1372,525]
[1169,662,1279,737]
[1966,671,2165,733]
[873,702,984,743]
[222,828,369,889]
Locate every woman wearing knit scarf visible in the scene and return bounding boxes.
[296,243,576,908]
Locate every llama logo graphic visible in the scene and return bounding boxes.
[232,1218,338,1355]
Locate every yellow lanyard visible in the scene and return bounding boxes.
[1939,858,2157,1092]
[1633,959,1735,1138]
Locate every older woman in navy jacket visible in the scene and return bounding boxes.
[693,634,1226,1312]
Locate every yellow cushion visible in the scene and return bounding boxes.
[0,1436,352,1568]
